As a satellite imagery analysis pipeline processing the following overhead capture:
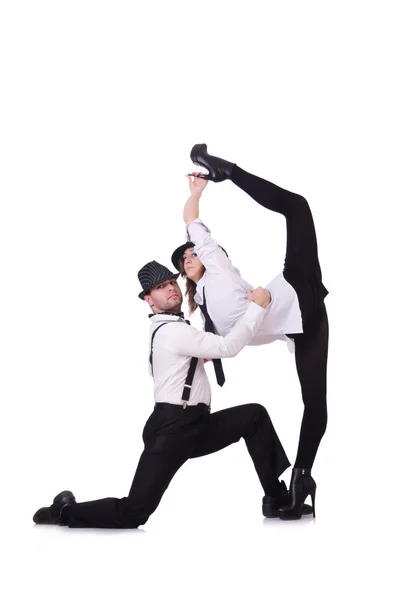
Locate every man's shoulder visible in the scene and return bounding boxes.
[149,319,195,355]
[149,319,191,338]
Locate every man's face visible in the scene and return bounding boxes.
[144,279,183,313]
[183,247,203,283]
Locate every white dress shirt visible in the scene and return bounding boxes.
[186,219,303,352]
[149,302,267,406]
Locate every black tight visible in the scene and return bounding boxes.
[230,166,329,468]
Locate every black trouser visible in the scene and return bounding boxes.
[230,166,329,469]
[65,402,290,528]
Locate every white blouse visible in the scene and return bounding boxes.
[186,219,303,352]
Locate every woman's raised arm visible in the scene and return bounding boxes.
[183,173,208,224]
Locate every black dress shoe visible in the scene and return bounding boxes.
[278,468,316,520]
[33,490,76,525]
[262,480,313,518]
[190,143,236,182]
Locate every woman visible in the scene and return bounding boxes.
[171,144,329,520]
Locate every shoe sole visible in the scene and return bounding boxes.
[279,509,314,520]
[263,503,313,519]
[279,514,303,520]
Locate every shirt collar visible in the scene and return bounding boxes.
[149,311,185,319]
[149,312,190,325]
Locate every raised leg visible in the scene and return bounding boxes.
[230,165,322,275]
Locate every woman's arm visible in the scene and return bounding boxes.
[183,173,208,224]
[183,172,235,273]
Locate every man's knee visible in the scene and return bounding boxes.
[246,403,270,428]
[121,498,152,528]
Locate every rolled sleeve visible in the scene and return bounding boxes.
[186,218,232,272]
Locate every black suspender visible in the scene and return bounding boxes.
[149,323,168,371]
[149,322,199,404]
[181,357,198,401]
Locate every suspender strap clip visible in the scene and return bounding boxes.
[181,357,199,401]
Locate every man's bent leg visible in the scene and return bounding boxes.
[65,450,186,528]
[190,403,290,495]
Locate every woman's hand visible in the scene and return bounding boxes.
[247,287,272,308]
[186,172,209,196]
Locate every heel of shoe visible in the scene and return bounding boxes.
[278,468,317,520]
[311,489,316,518]
[190,143,235,182]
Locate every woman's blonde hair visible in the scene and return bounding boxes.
[178,257,206,315]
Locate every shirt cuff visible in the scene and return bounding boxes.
[245,301,270,318]
[186,218,208,242]
[186,218,204,226]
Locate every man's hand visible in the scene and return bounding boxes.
[186,172,209,195]
[204,358,213,363]
[247,287,272,308]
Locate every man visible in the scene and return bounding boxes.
[33,261,292,528]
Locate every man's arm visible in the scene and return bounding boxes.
[166,291,270,359]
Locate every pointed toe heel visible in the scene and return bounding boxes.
[190,143,235,182]
[278,468,317,520]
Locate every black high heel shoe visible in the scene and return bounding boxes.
[189,143,236,182]
[262,480,313,518]
[278,468,316,520]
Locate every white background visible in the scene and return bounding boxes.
[1,1,396,598]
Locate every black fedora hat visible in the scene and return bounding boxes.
[137,260,180,300]
[171,242,195,271]
[171,242,229,272]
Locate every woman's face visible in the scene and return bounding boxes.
[182,247,204,283]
